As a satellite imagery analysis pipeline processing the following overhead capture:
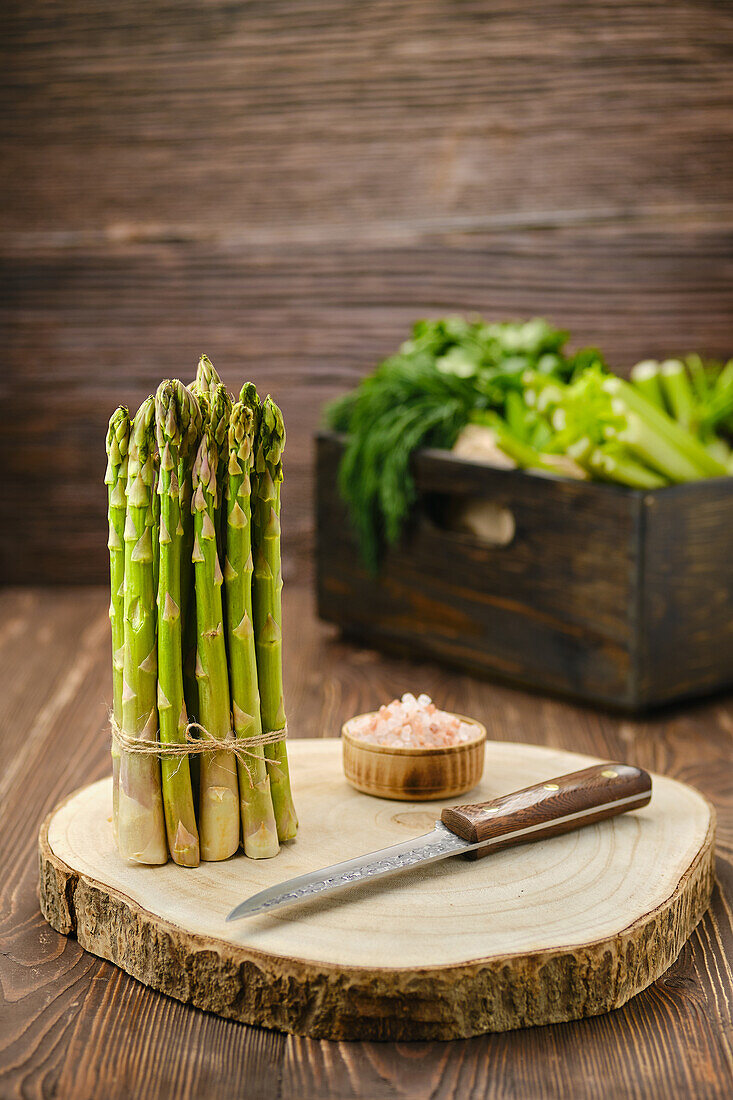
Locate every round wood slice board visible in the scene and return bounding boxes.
[39,739,715,1041]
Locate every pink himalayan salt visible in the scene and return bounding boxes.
[347,693,478,748]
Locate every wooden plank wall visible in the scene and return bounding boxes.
[2,0,732,584]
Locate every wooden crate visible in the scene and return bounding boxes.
[315,431,733,711]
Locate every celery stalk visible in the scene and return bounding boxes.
[614,414,704,481]
[603,377,726,478]
[630,361,665,410]
[660,360,696,430]
[587,447,668,489]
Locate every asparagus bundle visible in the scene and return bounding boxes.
[156,381,201,866]
[105,406,131,841]
[117,397,168,864]
[248,392,298,842]
[192,426,241,860]
[224,401,279,858]
[106,358,296,866]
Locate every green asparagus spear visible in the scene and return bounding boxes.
[118,397,168,864]
[105,406,131,842]
[209,382,233,561]
[248,391,298,841]
[195,353,223,396]
[182,387,212,723]
[155,381,200,867]
[179,389,202,724]
[151,456,160,598]
[225,402,279,857]
[192,426,240,860]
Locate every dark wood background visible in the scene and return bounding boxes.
[2,0,733,584]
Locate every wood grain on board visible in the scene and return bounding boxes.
[1,586,732,1097]
[39,747,713,1039]
[2,0,733,583]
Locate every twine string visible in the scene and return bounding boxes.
[110,716,287,785]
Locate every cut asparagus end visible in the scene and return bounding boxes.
[117,781,169,865]
[171,820,200,867]
[243,810,280,860]
[198,767,240,860]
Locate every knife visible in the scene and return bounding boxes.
[226,762,651,921]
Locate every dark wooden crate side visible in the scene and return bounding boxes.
[316,433,642,707]
[637,480,733,705]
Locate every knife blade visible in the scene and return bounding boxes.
[226,761,651,921]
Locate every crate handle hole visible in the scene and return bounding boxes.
[424,494,516,547]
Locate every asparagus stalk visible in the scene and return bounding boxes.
[179,393,202,725]
[155,381,200,867]
[248,391,298,841]
[105,406,131,842]
[151,456,160,598]
[192,427,240,860]
[183,388,213,718]
[209,382,233,561]
[195,353,223,396]
[118,397,168,864]
[225,402,279,858]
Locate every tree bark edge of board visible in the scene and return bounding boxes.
[37,794,716,1041]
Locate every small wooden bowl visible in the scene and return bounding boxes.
[342,713,486,801]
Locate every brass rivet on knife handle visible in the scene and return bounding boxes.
[440,763,652,861]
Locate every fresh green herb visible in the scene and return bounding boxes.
[327,319,732,570]
[326,318,605,570]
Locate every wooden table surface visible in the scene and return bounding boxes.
[1,585,732,1100]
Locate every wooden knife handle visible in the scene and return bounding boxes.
[441,763,652,861]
